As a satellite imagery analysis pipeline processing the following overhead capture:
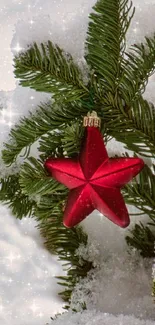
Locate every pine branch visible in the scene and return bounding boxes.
[101,95,155,157]
[123,162,155,256]
[14,41,88,101]
[35,198,93,304]
[126,223,155,257]
[39,131,64,160]
[2,101,87,166]
[123,164,155,220]
[119,35,155,104]
[85,0,135,93]
[39,122,84,160]
[0,174,35,219]
[61,122,84,157]
[19,157,66,196]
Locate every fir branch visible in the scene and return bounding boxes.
[102,95,155,157]
[123,164,155,219]
[126,223,155,257]
[123,162,155,256]
[2,101,87,166]
[0,174,35,219]
[61,122,84,157]
[14,41,88,101]
[19,157,66,196]
[119,35,155,104]
[39,122,84,160]
[39,131,64,160]
[85,0,135,93]
[36,199,93,304]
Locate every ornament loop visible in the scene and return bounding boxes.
[83,111,101,128]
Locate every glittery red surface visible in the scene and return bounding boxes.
[44,127,144,228]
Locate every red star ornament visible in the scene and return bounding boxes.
[44,126,144,228]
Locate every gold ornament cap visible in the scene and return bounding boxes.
[83,111,101,128]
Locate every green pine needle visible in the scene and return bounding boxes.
[36,202,93,304]
[0,174,35,219]
[126,223,155,257]
[85,0,135,93]
[14,41,88,101]
[19,157,66,196]
[123,164,155,219]
[120,35,155,103]
[2,101,87,166]
[102,96,155,157]
[39,122,84,160]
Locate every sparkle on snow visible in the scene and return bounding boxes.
[12,42,24,53]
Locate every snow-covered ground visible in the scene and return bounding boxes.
[0,0,155,324]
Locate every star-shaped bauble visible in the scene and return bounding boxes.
[44,126,144,228]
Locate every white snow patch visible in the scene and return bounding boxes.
[49,309,155,325]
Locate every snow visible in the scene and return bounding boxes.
[71,214,154,320]
[0,88,51,152]
[0,0,155,324]
[48,310,155,325]
[0,205,64,324]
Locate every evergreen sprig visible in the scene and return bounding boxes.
[0,174,35,219]
[101,95,155,157]
[123,164,155,221]
[2,101,87,165]
[123,162,155,257]
[35,197,93,304]
[126,223,155,257]
[19,157,66,196]
[39,122,84,160]
[119,35,155,104]
[14,41,88,101]
[85,0,135,93]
